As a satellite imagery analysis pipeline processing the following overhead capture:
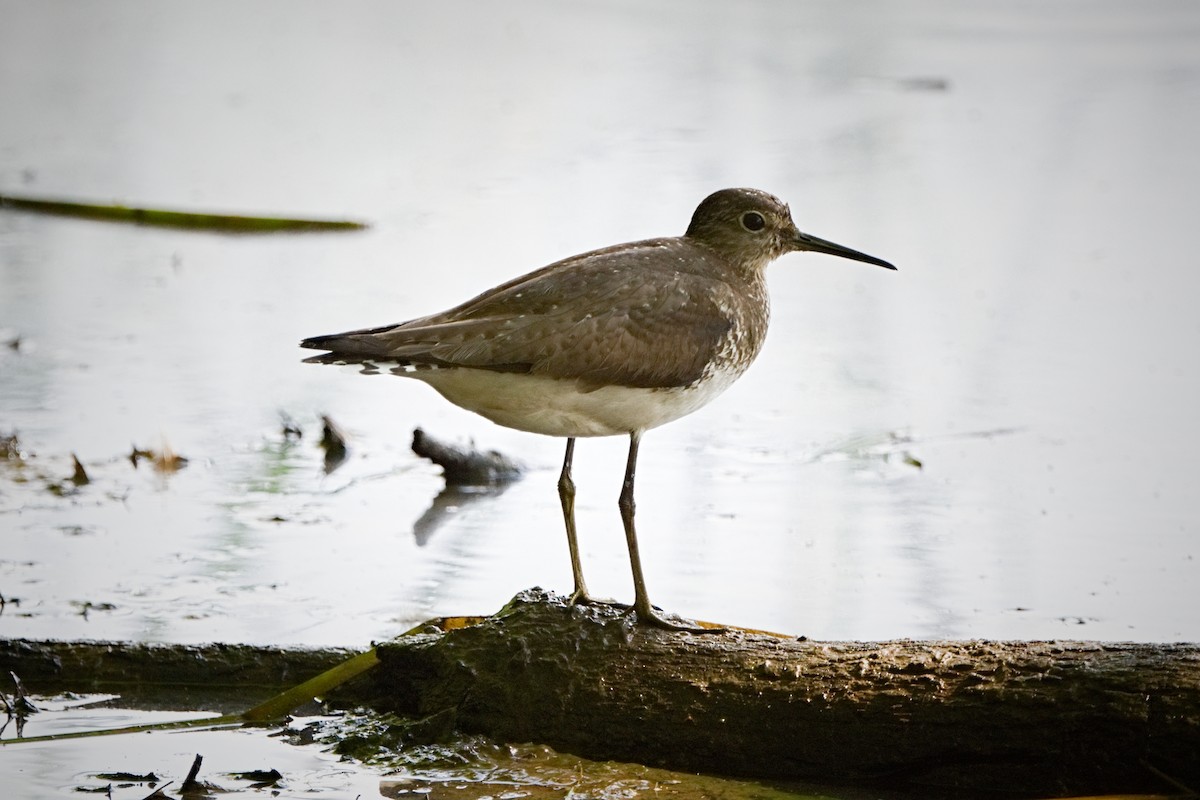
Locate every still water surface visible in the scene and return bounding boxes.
[2,1,1198,649]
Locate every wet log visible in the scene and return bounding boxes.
[0,638,360,711]
[372,589,1200,797]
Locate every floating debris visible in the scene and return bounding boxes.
[280,412,303,441]
[6,671,38,717]
[0,193,369,233]
[71,601,117,619]
[153,443,188,474]
[129,442,188,473]
[1,432,25,462]
[70,453,90,486]
[47,456,89,495]
[93,772,159,783]
[129,445,155,467]
[320,415,348,473]
[1,671,38,738]
[411,427,523,486]
[229,768,283,788]
[180,753,204,794]
[0,435,95,494]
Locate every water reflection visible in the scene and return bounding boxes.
[1,1,1198,647]
[413,484,515,548]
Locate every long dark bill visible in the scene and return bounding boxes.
[794,231,896,270]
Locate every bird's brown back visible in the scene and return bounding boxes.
[301,236,770,390]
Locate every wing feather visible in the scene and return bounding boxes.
[301,238,755,389]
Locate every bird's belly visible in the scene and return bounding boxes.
[413,368,738,437]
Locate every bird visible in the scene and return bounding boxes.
[301,188,895,630]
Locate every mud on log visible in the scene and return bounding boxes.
[373,589,1200,796]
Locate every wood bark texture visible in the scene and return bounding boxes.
[1,638,358,711]
[372,590,1200,797]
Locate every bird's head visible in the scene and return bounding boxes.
[685,188,896,274]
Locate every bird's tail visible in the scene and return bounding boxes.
[299,323,399,358]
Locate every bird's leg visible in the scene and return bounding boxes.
[559,438,594,606]
[619,431,717,633]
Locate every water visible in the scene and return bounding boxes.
[1,700,395,798]
[2,1,1199,650]
[1,699,853,800]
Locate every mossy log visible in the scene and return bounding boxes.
[372,590,1200,797]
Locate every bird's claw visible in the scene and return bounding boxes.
[631,605,725,634]
[568,591,722,633]
[568,589,626,609]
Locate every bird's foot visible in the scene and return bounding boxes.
[568,589,626,609]
[631,605,725,634]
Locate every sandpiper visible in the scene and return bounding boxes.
[301,188,895,630]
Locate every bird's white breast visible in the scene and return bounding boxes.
[403,364,743,438]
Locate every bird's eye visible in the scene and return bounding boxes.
[741,211,766,232]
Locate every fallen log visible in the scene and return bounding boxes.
[0,638,361,711]
[371,589,1200,797]
[5,592,1199,795]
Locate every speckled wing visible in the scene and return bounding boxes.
[301,238,743,390]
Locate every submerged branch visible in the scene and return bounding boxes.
[411,428,523,486]
[0,194,368,232]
